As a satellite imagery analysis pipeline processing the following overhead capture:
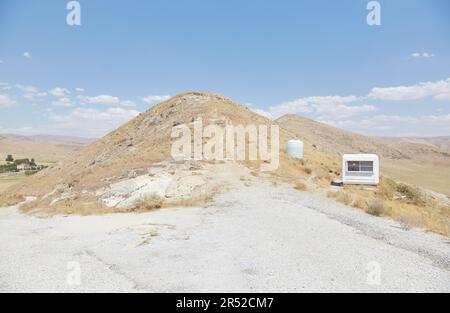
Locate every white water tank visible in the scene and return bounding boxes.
[287,140,304,159]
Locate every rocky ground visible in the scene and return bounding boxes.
[0,177,449,293]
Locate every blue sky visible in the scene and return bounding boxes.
[0,0,449,138]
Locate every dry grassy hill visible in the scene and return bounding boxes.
[397,137,450,152]
[0,134,92,164]
[5,92,325,214]
[1,93,449,235]
[277,114,450,197]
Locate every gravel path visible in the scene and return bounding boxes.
[0,181,449,292]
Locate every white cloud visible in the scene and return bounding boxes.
[265,95,364,119]
[49,87,70,97]
[0,95,16,108]
[316,103,376,120]
[75,87,85,92]
[319,114,450,137]
[120,100,136,107]
[24,92,47,101]
[46,107,140,137]
[409,52,435,59]
[425,114,450,122]
[15,84,47,101]
[23,52,32,59]
[370,115,418,122]
[77,94,121,105]
[52,97,73,107]
[267,98,311,118]
[50,107,139,123]
[435,93,450,101]
[141,95,171,104]
[368,78,450,101]
[15,84,39,93]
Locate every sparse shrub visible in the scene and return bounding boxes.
[377,177,397,200]
[367,199,386,216]
[351,197,368,210]
[132,193,163,211]
[294,182,307,191]
[304,167,312,175]
[396,183,424,205]
[336,191,353,206]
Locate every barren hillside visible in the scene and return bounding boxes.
[396,137,450,152]
[6,93,327,214]
[0,134,91,164]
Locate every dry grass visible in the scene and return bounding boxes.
[19,195,115,216]
[0,194,25,207]
[0,174,27,193]
[395,183,425,205]
[327,180,450,236]
[366,199,387,217]
[294,182,307,191]
[131,193,164,212]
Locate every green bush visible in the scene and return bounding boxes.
[0,164,17,173]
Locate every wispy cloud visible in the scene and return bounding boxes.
[15,84,39,93]
[368,78,450,101]
[49,87,70,97]
[409,52,435,59]
[260,95,366,119]
[47,107,140,137]
[0,94,17,108]
[251,77,450,136]
[23,52,32,59]
[52,97,73,107]
[77,94,136,107]
[15,84,47,101]
[77,94,121,105]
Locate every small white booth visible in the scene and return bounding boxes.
[342,154,379,185]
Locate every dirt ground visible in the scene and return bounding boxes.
[1,179,448,293]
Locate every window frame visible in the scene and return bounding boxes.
[346,160,374,173]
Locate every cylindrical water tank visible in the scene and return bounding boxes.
[287,140,304,159]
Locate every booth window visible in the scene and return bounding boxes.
[347,161,374,173]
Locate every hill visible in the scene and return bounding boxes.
[396,137,450,152]
[0,134,93,164]
[7,92,321,214]
[2,93,448,235]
